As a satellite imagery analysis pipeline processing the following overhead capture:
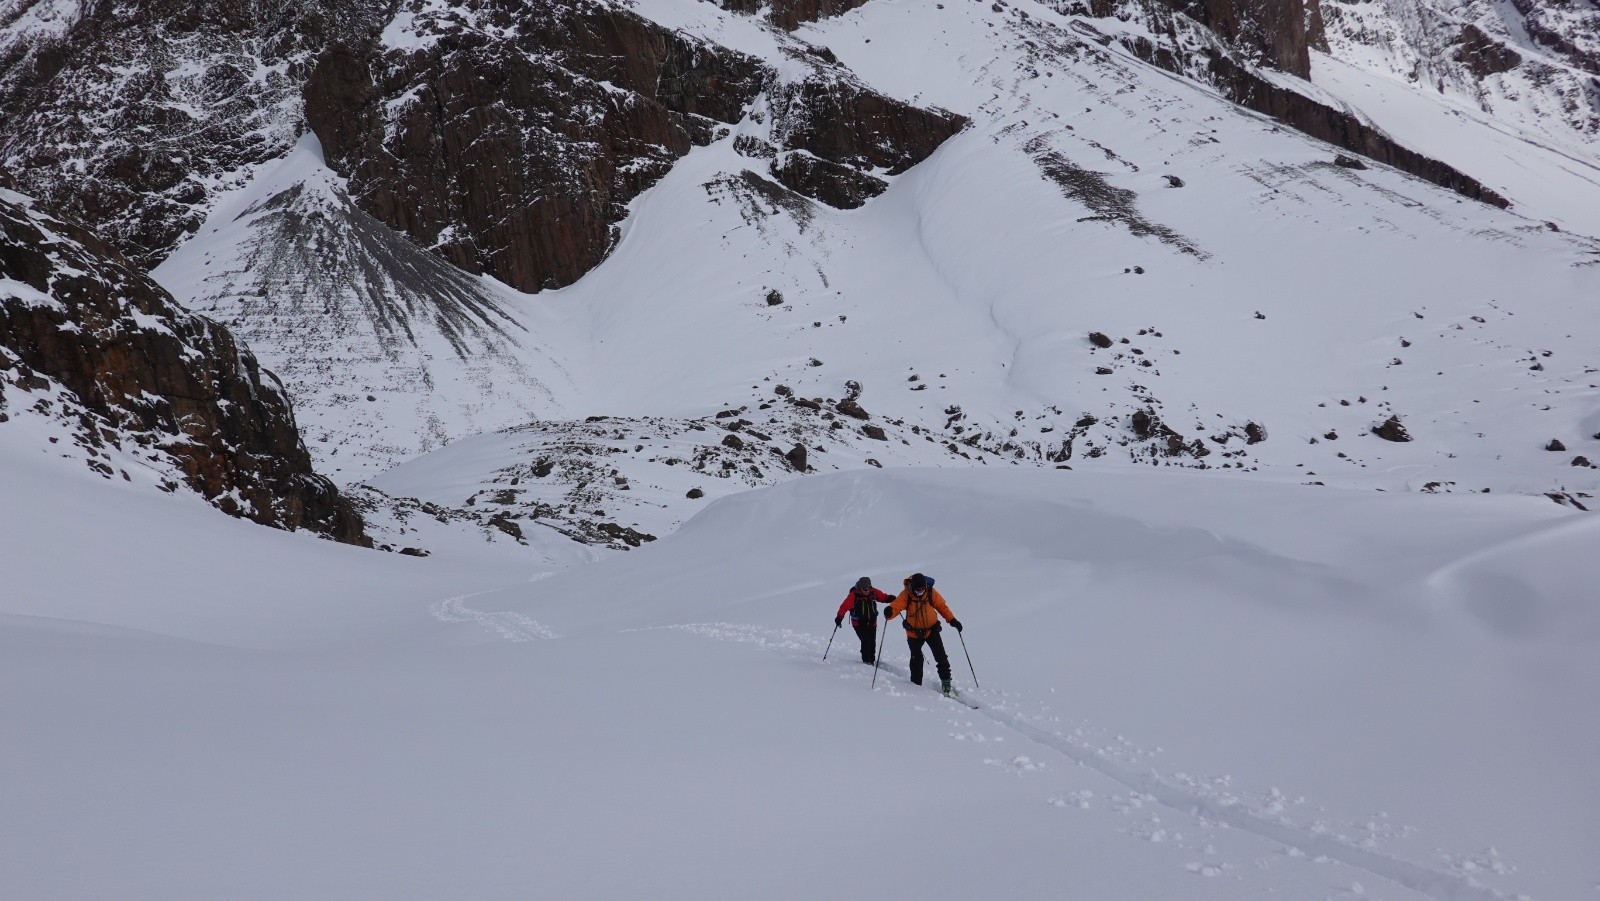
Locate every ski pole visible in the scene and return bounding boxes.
[956,628,978,689]
[870,614,890,689]
[823,622,839,660]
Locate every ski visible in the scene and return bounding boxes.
[936,685,981,710]
[869,661,980,708]
[940,682,981,709]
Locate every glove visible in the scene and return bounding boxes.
[834,616,843,628]
[950,619,963,632]
[883,605,894,618]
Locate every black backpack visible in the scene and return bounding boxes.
[851,589,878,621]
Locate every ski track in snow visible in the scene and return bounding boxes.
[664,622,1520,901]
[429,590,560,642]
[421,607,1523,899]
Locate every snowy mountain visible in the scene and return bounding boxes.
[353,0,1599,546]
[3,0,1600,898]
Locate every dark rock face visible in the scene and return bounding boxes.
[304,0,771,293]
[715,0,876,31]
[304,1,965,292]
[1144,0,1322,77]
[768,75,967,176]
[763,72,966,210]
[0,0,382,267]
[1083,0,1324,77]
[1452,23,1523,77]
[1127,407,1213,459]
[770,154,889,209]
[0,194,367,544]
[2,0,965,298]
[1316,0,1598,157]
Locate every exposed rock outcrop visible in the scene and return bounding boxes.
[1372,415,1412,443]
[0,193,367,544]
[0,0,383,266]
[1,0,966,296]
[304,0,771,293]
[304,1,965,291]
[762,70,967,208]
[1201,50,1510,207]
[716,0,876,31]
[1142,0,1323,77]
[1452,23,1523,78]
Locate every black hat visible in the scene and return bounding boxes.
[856,577,872,590]
[909,573,927,590]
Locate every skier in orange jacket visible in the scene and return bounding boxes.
[884,572,963,694]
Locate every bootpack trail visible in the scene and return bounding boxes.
[667,620,1524,901]
[439,594,1531,901]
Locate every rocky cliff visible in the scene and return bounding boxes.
[715,0,876,31]
[0,0,383,268]
[303,0,769,292]
[0,191,368,544]
[1138,0,1325,77]
[304,0,964,292]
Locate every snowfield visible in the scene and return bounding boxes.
[6,0,1600,898]
[4,445,1597,900]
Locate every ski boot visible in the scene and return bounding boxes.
[941,679,953,696]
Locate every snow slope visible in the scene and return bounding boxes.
[354,0,1600,550]
[1310,49,1600,237]
[1313,0,1600,230]
[9,3,1600,897]
[155,0,1600,517]
[153,135,576,484]
[4,446,1597,900]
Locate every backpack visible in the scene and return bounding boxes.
[851,589,878,621]
[901,575,939,635]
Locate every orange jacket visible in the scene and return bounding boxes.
[887,583,956,638]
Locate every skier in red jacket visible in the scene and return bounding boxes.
[835,577,894,664]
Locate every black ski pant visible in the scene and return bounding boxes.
[852,619,877,663]
[906,631,952,685]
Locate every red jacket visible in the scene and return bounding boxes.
[838,587,893,623]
